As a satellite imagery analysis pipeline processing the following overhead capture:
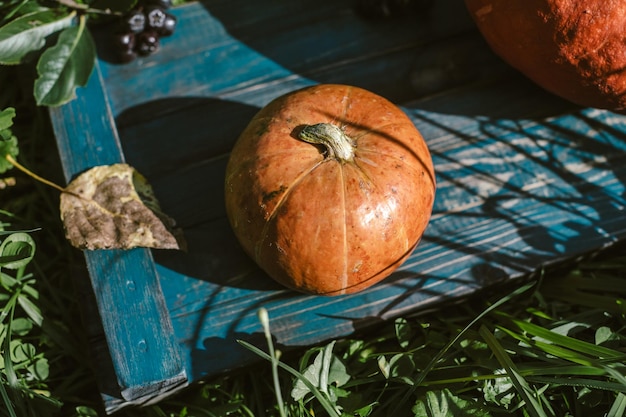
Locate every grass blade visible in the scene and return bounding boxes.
[504,317,625,360]
[602,364,626,387]
[520,364,607,377]
[238,339,341,417]
[607,393,626,417]
[257,308,287,417]
[496,326,600,366]
[0,373,18,417]
[480,325,548,417]
[527,376,626,393]
[2,298,27,417]
[386,281,538,415]
[420,282,537,381]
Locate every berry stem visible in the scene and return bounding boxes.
[55,0,122,16]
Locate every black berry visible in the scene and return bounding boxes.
[110,0,177,63]
[159,13,177,36]
[124,9,146,33]
[136,30,160,56]
[145,6,167,29]
[113,32,136,50]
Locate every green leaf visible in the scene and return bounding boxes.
[0,107,18,174]
[10,339,35,363]
[29,356,49,381]
[0,107,15,131]
[0,133,18,173]
[595,326,617,346]
[1,1,49,22]
[482,371,515,408]
[0,9,75,65]
[351,402,377,417]
[395,317,414,349]
[506,317,625,360]
[34,17,95,107]
[388,353,416,383]
[608,393,626,417]
[527,376,626,393]
[412,389,492,417]
[238,339,342,417]
[291,341,350,402]
[74,406,100,417]
[0,232,35,270]
[9,316,32,336]
[18,294,42,327]
[480,326,548,417]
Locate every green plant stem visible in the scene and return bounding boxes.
[55,0,122,16]
[0,0,30,25]
[385,281,538,416]
[5,155,65,193]
[258,308,288,417]
[480,325,548,417]
[2,286,25,417]
[238,339,342,417]
[0,373,17,417]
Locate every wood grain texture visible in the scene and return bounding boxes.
[50,0,626,412]
[49,63,187,413]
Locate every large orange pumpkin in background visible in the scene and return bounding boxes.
[465,0,626,113]
[224,84,436,296]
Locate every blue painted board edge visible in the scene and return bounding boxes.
[48,62,188,412]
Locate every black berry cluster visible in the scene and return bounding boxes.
[112,0,177,63]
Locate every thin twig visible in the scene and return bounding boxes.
[5,155,65,193]
[55,0,122,16]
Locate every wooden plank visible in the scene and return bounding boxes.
[98,0,478,116]
[48,64,187,413]
[150,77,626,380]
[49,0,626,412]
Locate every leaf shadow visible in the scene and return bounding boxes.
[115,96,287,291]
[101,1,626,387]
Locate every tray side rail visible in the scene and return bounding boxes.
[48,62,187,412]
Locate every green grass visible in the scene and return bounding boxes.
[1,63,626,417]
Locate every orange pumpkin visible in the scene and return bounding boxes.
[465,0,626,113]
[224,84,435,295]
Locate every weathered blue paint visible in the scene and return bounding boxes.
[49,0,626,413]
[48,65,188,410]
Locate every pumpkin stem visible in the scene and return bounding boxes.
[298,123,355,162]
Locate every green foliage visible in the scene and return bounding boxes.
[2,179,625,417]
[0,0,137,107]
[34,15,95,106]
[0,9,75,65]
[0,227,62,417]
[291,341,350,403]
[0,232,35,269]
[412,389,490,417]
[237,262,626,417]
[0,107,18,174]
[0,6,86,106]
[1,41,626,415]
[0,107,16,131]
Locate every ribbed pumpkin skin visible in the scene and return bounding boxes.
[465,0,626,112]
[224,84,435,295]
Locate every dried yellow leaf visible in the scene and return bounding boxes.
[60,163,185,250]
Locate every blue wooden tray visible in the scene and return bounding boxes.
[49,0,626,413]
